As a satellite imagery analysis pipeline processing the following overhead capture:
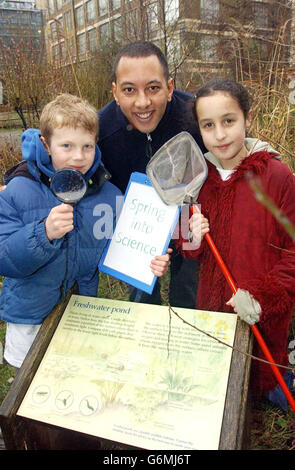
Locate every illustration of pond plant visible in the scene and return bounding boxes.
[159,368,198,401]
[91,379,124,409]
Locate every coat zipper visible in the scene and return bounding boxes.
[146,133,153,159]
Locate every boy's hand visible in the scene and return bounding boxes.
[45,203,74,241]
[189,211,210,248]
[150,248,172,277]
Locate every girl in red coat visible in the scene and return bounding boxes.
[178,78,295,410]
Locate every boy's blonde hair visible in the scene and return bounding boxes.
[40,93,99,143]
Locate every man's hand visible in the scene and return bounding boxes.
[45,203,74,241]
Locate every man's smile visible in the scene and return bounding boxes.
[134,111,153,120]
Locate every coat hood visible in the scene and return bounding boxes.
[204,137,281,169]
[21,128,102,181]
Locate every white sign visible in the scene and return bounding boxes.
[17,295,237,450]
[99,173,179,293]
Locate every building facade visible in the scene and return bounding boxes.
[35,0,295,86]
[0,0,46,48]
[0,0,47,104]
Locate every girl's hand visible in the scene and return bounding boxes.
[226,295,236,312]
[189,211,210,247]
[0,185,6,192]
[226,289,261,325]
[150,248,172,277]
[45,203,74,241]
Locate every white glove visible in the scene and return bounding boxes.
[233,289,261,325]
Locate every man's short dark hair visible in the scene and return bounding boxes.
[113,41,170,82]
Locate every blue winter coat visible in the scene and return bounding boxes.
[0,129,121,324]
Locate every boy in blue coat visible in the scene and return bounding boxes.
[0,93,170,370]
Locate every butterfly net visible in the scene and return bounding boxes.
[146,132,208,206]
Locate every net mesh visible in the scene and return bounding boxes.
[146,132,208,205]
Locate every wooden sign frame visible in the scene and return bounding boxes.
[0,289,253,450]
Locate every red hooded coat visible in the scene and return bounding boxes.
[176,149,295,396]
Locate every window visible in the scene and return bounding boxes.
[147,2,158,32]
[64,10,73,31]
[200,35,219,61]
[200,0,219,21]
[51,21,57,40]
[113,17,122,41]
[54,16,64,36]
[1,10,10,22]
[58,16,64,31]
[86,0,95,22]
[60,41,66,59]
[10,12,19,24]
[165,0,179,24]
[99,21,110,44]
[32,13,43,25]
[252,2,268,28]
[98,0,108,16]
[68,36,75,56]
[111,0,120,9]
[77,33,86,55]
[88,28,97,51]
[249,38,269,61]
[167,37,181,64]
[75,5,85,28]
[52,43,59,60]
[21,12,30,24]
[125,9,138,36]
[48,0,55,15]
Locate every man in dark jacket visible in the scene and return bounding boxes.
[98,41,206,307]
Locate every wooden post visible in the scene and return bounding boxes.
[219,318,253,449]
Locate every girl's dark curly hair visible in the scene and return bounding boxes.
[194,78,253,119]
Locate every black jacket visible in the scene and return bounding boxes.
[98,90,205,193]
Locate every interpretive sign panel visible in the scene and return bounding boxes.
[99,172,180,294]
[17,295,237,450]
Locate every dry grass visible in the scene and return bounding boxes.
[247,80,295,172]
[0,134,22,183]
[250,400,295,450]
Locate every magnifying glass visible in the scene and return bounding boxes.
[50,168,87,205]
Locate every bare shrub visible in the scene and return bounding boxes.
[0,137,22,182]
